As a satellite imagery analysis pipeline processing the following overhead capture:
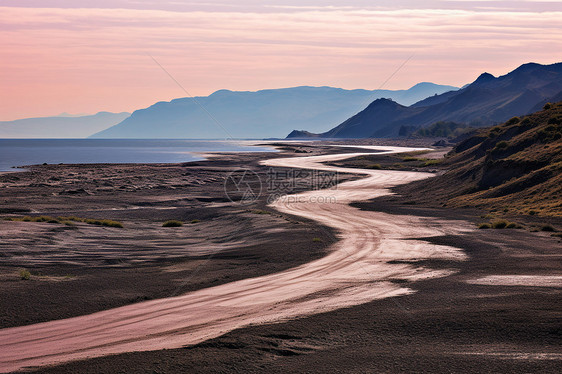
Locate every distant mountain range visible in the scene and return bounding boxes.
[287,62,562,138]
[90,83,458,139]
[0,112,130,138]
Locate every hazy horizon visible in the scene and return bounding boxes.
[1,82,458,121]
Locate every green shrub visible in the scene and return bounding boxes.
[57,216,84,222]
[541,225,556,232]
[162,220,183,227]
[413,121,471,138]
[491,219,509,229]
[100,219,123,228]
[506,222,518,229]
[422,159,442,167]
[7,215,122,227]
[366,164,382,169]
[85,218,123,228]
[19,269,31,280]
[528,210,538,215]
[312,237,322,242]
[478,223,491,229]
[190,219,200,224]
[543,102,552,110]
[402,157,419,162]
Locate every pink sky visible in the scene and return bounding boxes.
[1,0,561,120]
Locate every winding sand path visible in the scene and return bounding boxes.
[0,146,470,373]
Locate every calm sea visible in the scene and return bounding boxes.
[0,139,276,172]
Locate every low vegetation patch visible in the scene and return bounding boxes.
[541,224,556,232]
[494,220,520,229]
[312,237,322,242]
[84,219,124,228]
[162,220,183,227]
[491,219,509,229]
[402,121,473,138]
[4,215,124,228]
[421,159,442,167]
[402,156,420,162]
[478,220,520,229]
[19,269,31,280]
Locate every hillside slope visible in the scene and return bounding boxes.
[405,102,562,216]
[91,84,457,139]
[288,62,562,138]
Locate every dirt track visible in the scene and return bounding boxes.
[0,146,473,373]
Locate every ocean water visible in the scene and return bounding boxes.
[0,139,276,172]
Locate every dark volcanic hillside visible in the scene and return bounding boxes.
[288,62,562,138]
[403,102,562,216]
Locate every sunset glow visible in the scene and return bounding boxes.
[1,0,561,119]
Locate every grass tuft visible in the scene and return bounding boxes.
[84,219,124,228]
[4,215,123,228]
[491,219,509,229]
[402,156,419,162]
[162,220,183,227]
[478,223,491,229]
[422,159,442,167]
[19,269,31,280]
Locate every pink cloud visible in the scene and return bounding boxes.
[0,4,561,119]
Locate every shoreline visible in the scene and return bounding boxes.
[1,145,461,372]
[0,141,560,373]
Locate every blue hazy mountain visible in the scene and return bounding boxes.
[287,62,562,138]
[0,112,131,139]
[90,84,457,139]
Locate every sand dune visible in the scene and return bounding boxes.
[0,146,470,373]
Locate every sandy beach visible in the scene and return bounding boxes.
[0,142,560,373]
